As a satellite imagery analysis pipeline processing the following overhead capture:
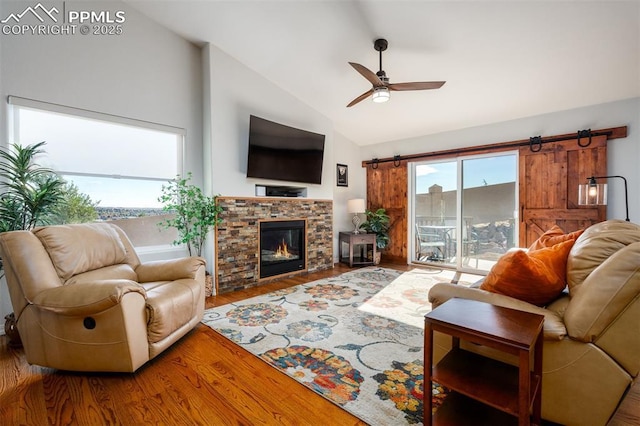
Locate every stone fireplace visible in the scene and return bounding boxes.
[215,197,333,293]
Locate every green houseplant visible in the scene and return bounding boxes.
[0,141,66,346]
[361,208,390,264]
[0,141,98,232]
[0,141,66,233]
[158,173,223,297]
[158,173,223,258]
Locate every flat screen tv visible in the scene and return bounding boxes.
[246,115,325,185]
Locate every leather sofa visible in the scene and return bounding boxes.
[0,222,206,372]
[428,220,640,426]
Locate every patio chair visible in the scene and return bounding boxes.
[416,225,449,262]
[446,223,479,267]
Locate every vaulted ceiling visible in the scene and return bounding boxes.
[127,1,640,146]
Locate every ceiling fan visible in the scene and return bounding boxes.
[347,38,446,107]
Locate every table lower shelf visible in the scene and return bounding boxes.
[434,391,520,425]
[339,256,373,266]
[431,348,541,419]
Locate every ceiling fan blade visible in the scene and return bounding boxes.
[347,89,374,108]
[387,81,446,91]
[349,62,384,87]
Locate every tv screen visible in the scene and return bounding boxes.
[246,115,325,185]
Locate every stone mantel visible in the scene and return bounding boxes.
[215,197,333,294]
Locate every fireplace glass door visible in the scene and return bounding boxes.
[259,220,305,278]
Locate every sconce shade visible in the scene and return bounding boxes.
[347,198,366,214]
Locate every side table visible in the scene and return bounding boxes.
[424,298,544,426]
[338,231,376,267]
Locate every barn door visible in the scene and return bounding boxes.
[366,160,408,263]
[519,135,607,246]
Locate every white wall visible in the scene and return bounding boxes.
[0,0,203,326]
[332,131,367,259]
[204,43,334,199]
[361,97,640,224]
[202,43,364,268]
[0,1,203,176]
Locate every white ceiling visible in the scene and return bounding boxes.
[126,1,640,146]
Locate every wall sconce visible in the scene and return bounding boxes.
[578,175,629,222]
[347,198,366,233]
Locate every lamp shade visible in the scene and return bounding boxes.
[372,87,390,103]
[347,198,366,214]
[577,175,629,221]
[578,182,607,205]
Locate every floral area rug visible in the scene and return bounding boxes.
[202,267,479,425]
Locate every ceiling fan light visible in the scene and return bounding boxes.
[372,87,390,103]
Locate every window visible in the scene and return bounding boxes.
[8,96,184,247]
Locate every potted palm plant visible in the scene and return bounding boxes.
[158,173,223,295]
[361,208,390,264]
[0,141,66,346]
[0,141,65,232]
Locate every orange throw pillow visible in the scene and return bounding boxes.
[529,225,584,251]
[480,239,576,306]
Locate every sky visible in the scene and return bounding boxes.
[65,175,166,209]
[415,154,516,193]
[16,106,181,208]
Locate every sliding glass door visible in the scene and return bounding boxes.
[413,160,458,268]
[411,153,517,272]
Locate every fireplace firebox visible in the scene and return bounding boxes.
[259,220,306,279]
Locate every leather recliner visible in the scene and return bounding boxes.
[0,222,206,372]
[428,220,640,426]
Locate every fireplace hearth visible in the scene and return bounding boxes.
[259,220,306,279]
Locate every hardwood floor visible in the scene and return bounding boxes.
[610,377,640,426]
[0,263,638,425]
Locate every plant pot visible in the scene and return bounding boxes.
[4,312,22,348]
[374,252,382,265]
[205,272,213,297]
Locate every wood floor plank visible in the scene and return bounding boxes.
[128,358,199,426]
[82,376,120,424]
[150,338,257,424]
[177,327,337,425]
[0,341,48,425]
[608,378,640,426]
[43,373,77,425]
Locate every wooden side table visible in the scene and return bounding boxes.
[424,298,544,426]
[338,231,376,267]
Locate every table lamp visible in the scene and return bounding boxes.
[347,198,366,234]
